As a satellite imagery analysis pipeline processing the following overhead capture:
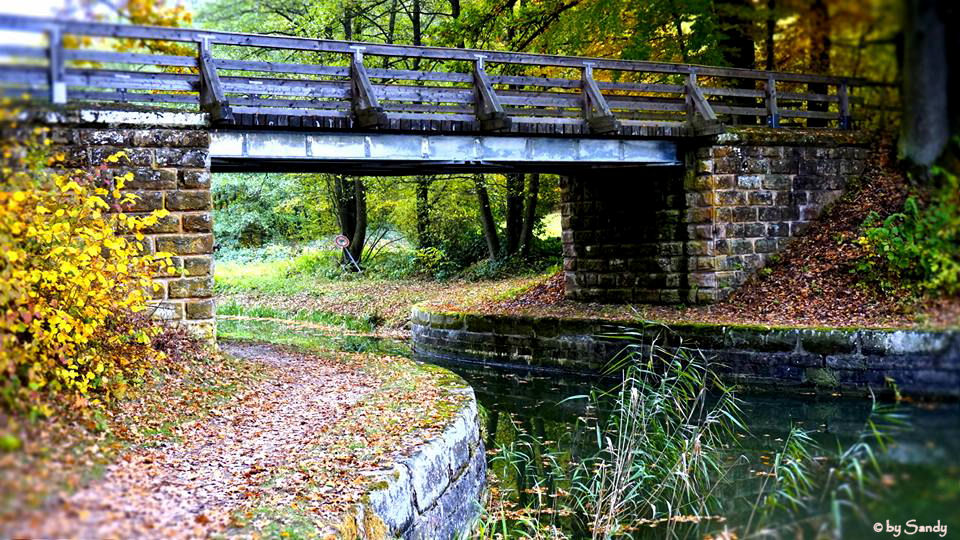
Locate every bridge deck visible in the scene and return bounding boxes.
[0,14,862,138]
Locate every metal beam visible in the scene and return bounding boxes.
[210,131,679,175]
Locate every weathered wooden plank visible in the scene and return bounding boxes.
[779,109,839,119]
[596,81,685,94]
[230,106,348,118]
[712,104,767,116]
[607,99,686,112]
[778,91,839,102]
[64,71,196,91]
[0,65,47,84]
[581,64,619,133]
[700,86,764,98]
[381,102,473,114]
[0,45,47,58]
[221,78,349,98]
[765,77,779,127]
[65,49,198,67]
[46,26,65,103]
[380,112,477,122]
[838,82,851,129]
[509,116,582,125]
[685,74,718,122]
[367,67,470,84]
[228,96,350,110]
[215,58,347,77]
[71,90,199,104]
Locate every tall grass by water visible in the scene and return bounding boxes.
[475,326,898,539]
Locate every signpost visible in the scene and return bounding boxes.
[334,235,362,272]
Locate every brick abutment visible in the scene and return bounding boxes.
[562,128,870,303]
[26,111,216,338]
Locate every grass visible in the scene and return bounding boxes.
[217,300,375,332]
[217,318,408,356]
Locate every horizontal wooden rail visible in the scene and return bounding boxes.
[0,13,864,136]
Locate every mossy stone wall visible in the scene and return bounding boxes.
[411,306,960,398]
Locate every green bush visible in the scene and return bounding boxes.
[855,167,960,296]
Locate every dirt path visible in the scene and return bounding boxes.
[5,342,378,539]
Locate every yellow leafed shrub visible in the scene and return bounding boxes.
[1,118,174,413]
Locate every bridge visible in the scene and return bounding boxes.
[0,14,870,336]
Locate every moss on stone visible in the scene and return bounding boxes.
[805,367,840,388]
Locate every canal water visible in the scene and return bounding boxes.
[217,317,960,539]
[423,356,960,539]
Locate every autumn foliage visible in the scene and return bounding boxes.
[0,110,174,413]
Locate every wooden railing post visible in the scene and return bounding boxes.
[684,72,721,135]
[472,55,511,131]
[580,63,619,134]
[765,76,779,128]
[45,25,65,104]
[197,37,233,122]
[838,81,851,129]
[349,46,388,129]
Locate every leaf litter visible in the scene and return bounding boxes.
[3,338,469,539]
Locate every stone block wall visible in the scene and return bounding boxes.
[561,168,689,303]
[686,129,870,301]
[562,128,869,304]
[32,110,215,338]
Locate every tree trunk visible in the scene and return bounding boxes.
[415,176,432,248]
[899,0,949,169]
[505,173,524,254]
[349,179,367,265]
[765,0,776,71]
[334,175,357,242]
[474,174,500,260]
[807,0,831,127]
[519,173,540,257]
[715,0,757,124]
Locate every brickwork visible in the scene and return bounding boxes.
[561,168,689,303]
[686,130,870,301]
[35,111,215,338]
[562,128,870,304]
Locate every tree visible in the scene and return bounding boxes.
[329,176,368,267]
[474,175,501,260]
[899,0,950,169]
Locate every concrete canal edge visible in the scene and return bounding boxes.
[410,305,960,398]
[344,383,486,539]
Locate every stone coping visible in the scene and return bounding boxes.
[411,305,960,398]
[344,381,486,539]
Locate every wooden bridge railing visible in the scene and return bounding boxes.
[0,14,863,137]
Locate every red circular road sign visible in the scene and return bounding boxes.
[333,234,351,248]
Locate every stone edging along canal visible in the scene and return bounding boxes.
[411,305,960,398]
[345,380,486,538]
